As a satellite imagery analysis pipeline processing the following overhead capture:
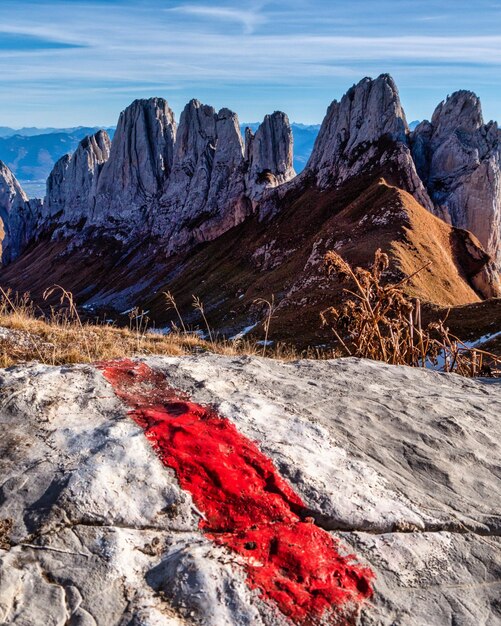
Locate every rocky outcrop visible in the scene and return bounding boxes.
[155,104,296,251]
[93,98,176,230]
[44,130,111,230]
[1,355,500,625]
[155,101,248,250]
[411,91,501,266]
[305,74,434,211]
[25,99,295,256]
[0,161,41,264]
[245,111,295,199]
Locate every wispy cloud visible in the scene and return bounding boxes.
[166,4,266,34]
[0,0,500,127]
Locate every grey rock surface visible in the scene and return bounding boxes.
[245,111,296,201]
[94,98,176,231]
[44,130,111,231]
[0,160,41,264]
[304,75,434,212]
[411,90,501,265]
[156,101,249,252]
[1,354,500,625]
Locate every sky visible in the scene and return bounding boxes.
[0,0,500,128]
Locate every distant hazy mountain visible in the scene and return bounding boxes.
[409,120,420,130]
[0,126,114,138]
[241,123,320,173]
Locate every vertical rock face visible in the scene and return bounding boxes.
[45,130,111,228]
[0,161,41,264]
[245,111,296,199]
[95,98,176,227]
[155,103,296,250]
[307,74,407,182]
[411,91,501,265]
[305,74,434,211]
[156,101,247,248]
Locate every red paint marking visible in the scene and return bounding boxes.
[98,359,374,624]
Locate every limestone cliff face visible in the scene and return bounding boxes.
[305,74,434,211]
[245,111,295,199]
[16,97,296,260]
[45,130,111,230]
[155,101,248,250]
[154,103,296,251]
[411,91,501,265]
[94,98,176,229]
[0,161,41,264]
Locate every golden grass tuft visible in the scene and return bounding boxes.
[0,287,319,367]
[321,249,501,377]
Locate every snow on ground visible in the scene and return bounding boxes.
[229,322,258,341]
[0,355,500,625]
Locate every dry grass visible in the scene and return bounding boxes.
[321,250,501,377]
[0,287,318,367]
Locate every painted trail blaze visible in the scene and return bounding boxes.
[98,359,374,624]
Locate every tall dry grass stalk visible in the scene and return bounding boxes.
[321,249,501,377]
[253,295,276,357]
[192,295,214,346]
[0,286,314,367]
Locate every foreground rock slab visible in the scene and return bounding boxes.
[0,355,500,625]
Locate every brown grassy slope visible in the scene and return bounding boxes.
[144,178,494,345]
[0,174,497,348]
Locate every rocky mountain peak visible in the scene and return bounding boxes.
[45,129,111,226]
[245,111,295,199]
[94,97,176,227]
[0,159,28,209]
[306,73,409,185]
[430,91,484,143]
[411,89,501,266]
[155,100,247,250]
[305,74,433,211]
[0,161,41,264]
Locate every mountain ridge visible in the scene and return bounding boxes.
[0,73,500,344]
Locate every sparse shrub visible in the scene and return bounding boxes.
[321,249,501,377]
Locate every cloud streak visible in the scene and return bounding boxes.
[0,0,499,127]
[166,4,266,34]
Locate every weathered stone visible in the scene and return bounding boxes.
[44,130,111,230]
[411,91,501,265]
[0,161,41,264]
[305,74,434,211]
[245,111,295,200]
[0,355,500,625]
[94,98,176,229]
[156,101,248,251]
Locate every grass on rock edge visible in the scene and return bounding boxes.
[0,296,324,368]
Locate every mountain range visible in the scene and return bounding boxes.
[0,123,320,198]
[0,74,499,345]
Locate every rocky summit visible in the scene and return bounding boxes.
[411,90,501,265]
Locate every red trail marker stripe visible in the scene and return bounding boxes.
[98,359,374,625]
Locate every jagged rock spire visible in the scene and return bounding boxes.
[411,90,501,265]
[156,100,247,249]
[45,129,111,226]
[245,111,295,199]
[0,161,41,264]
[305,74,433,212]
[307,74,408,182]
[95,98,176,225]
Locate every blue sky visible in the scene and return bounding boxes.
[1,0,500,127]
